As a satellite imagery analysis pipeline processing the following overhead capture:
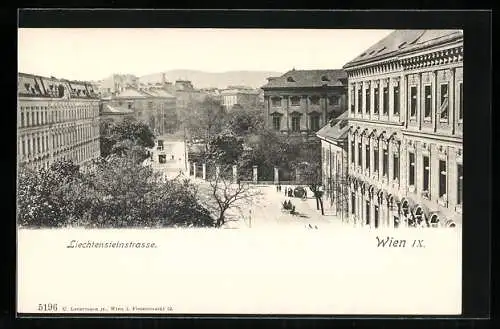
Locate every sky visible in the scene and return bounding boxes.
[18,28,393,81]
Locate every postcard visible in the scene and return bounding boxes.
[17,26,463,316]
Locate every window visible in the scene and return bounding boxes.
[358,143,362,166]
[272,116,281,131]
[392,86,399,115]
[383,87,389,115]
[424,85,432,119]
[365,144,370,171]
[351,141,355,164]
[310,96,320,105]
[365,89,370,113]
[36,111,40,125]
[423,155,430,194]
[290,96,300,106]
[393,153,399,181]
[357,89,362,113]
[158,155,166,163]
[271,97,281,107]
[440,84,449,121]
[351,193,356,214]
[382,149,388,176]
[458,83,463,121]
[439,160,447,198]
[20,112,24,127]
[22,140,25,155]
[410,86,417,117]
[408,152,415,186]
[310,115,320,131]
[374,147,379,172]
[328,96,339,106]
[366,201,370,225]
[287,76,295,82]
[374,88,379,114]
[457,164,463,205]
[128,103,132,109]
[350,88,355,113]
[291,116,301,132]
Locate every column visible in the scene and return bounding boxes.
[252,165,258,183]
[447,146,457,208]
[369,137,374,179]
[304,95,309,130]
[232,165,238,184]
[449,68,456,135]
[284,96,289,132]
[202,163,206,180]
[388,139,394,185]
[378,138,383,181]
[192,162,197,178]
[274,166,279,184]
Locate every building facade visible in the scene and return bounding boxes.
[343,30,463,228]
[17,73,101,170]
[316,112,350,215]
[111,87,177,135]
[261,69,348,137]
[220,86,260,111]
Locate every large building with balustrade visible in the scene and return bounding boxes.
[261,69,348,138]
[343,30,463,229]
[17,73,101,170]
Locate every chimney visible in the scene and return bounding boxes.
[162,73,166,85]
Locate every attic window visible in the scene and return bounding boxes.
[24,83,30,90]
[369,50,376,55]
[359,53,366,57]
[321,76,330,82]
[377,46,387,54]
[339,120,347,129]
[398,42,407,49]
[287,77,295,82]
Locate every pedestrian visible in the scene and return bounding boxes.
[284,186,287,197]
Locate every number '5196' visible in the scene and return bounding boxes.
[38,304,58,312]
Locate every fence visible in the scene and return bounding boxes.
[186,161,300,185]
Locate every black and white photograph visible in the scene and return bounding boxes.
[16,16,469,316]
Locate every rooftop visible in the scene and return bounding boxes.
[18,72,98,99]
[261,69,347,89]
[343,30,463,68]
[316,111,349,142]
[101,104,134,114]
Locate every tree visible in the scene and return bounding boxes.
[224,106,265,136]
[204,166,262,227]
[17,160,82,227]
[99,117,155,160]
[296,161,325,215]
[182,96,226,141]
[205,131,244,165]
[17,156,215,228]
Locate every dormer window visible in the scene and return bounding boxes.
[369,50,376,55]
[287,77,295,82]
[398,42,407,49]
[377,46,387,54]
[24,83,30,91]
[321,76,330,82]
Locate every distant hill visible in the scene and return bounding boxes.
[138,70,283,89]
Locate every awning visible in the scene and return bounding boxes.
[428,211,444,227]
[412,203,431,218]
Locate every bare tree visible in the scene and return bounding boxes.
[205,166,261,227]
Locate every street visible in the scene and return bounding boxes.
[183,175,348,230]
